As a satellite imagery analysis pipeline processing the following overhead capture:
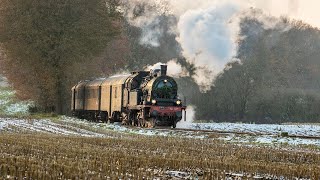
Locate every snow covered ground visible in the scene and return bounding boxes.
[0,117,107,137]
[0,116,205,139]
[1,116,320,147]
[180,122,320,137]
[177,122,320,146]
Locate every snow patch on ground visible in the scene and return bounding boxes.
[184,122,320,137]
[60,116,206,138]
[0,84,33,116]
[0,99,10,106]
[0,75,8,87]
[0,89,14,97]
[183,122,320,146]
[219,133,320,146]
[0,117,107,137]
[5,101,33,115]
[0,116,207,139]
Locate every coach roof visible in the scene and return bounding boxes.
[101,74,131,86]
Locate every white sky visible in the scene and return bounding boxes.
[251,0,320,28]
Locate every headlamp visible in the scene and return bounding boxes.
[176,100,181,105]
[152,99,157,104]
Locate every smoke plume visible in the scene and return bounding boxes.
[176,3,242,90]
[176,106,195,128]
[121,0,320,90]
[146,59,187,77]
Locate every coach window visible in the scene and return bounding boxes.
[115,87,117,98]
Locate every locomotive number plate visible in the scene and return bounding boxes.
[160,106,166,110]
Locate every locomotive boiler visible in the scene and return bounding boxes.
[71,65,186,128]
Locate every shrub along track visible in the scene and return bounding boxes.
[0,133,319,179]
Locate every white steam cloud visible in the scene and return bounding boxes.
[122,0,320,90]
[176,3,242,90]
[121,0,169,47]
[176,106,195,128]
[146,59,188,77]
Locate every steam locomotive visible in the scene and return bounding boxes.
[71,65,186,128]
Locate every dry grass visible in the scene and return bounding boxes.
[0,133,319,179]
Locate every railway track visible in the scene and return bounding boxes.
[125,125,320,140]
[175,127,320,140]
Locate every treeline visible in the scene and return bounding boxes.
[0,0,129,113]
[192,18,320,123]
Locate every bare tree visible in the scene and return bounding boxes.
[0,0,125,113]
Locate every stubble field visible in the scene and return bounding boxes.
[0,132,319,179]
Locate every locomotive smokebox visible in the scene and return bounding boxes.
[161,65,167,76]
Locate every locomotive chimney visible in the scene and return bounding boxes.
[160,65,167,76]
